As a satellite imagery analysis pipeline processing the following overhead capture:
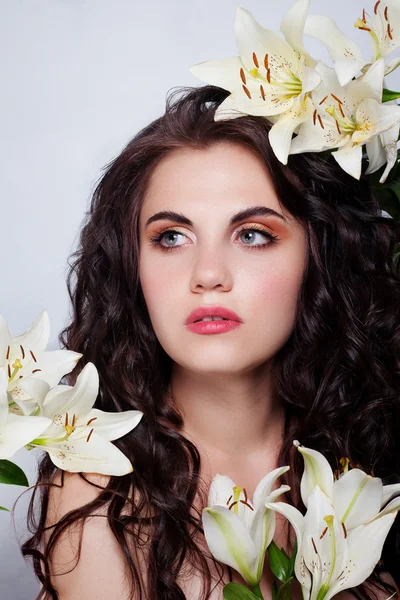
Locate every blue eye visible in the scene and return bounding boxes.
[148,227,280,251]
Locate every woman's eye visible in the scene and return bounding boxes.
[149,228,280,251]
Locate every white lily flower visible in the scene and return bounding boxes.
[289,59,400,180]
[303,0,400,86]
[0,367,51,459]
[0,310,82,416]
[19,362,143,476]
[292,440,400,532]
[267,483,400,600]
[365,95,400,183]
[189,1,321,164]
[202,466,290,587]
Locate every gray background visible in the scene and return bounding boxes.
[1,0,398,598]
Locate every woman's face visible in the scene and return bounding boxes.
[139,142,308,377]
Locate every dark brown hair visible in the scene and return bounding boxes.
[20,84,400,599]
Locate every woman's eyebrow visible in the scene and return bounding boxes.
[145,206,287,229]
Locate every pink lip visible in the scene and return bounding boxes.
[185,305,242,325]
[186,320,242,335]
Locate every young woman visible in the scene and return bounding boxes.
[22,84,400,600]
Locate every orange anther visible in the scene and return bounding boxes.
[242,84,252,99]
[342,521,347,538]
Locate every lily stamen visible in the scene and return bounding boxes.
[86,428,94,442]
[242,84,251,99]
[30,350,37,362]
[20,345,25,359]
[240,499,255,511]
[311,537,318,554]
[342,521,347,539]
[374,1,381,15]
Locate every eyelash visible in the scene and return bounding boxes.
[148,226,280,252]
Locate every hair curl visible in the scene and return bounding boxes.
[20,84,400,600]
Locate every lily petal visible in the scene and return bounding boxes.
[0,413,52,459]
[207,474,238,506]
[385,56,400,76]
[382,483,400,505]
[234,6,298,75]
[331,143,363,180]
[249,484,290,571]
[83,407,143,441]
[27,348,82,389]
[10,310,50,354]
[303,15,367,86]
[327,513,397,597]
[18,377,51,416]
[356,58,385,101]
[333,469,382,530]
[42,362,99,420]
[374,494,400,518]
[294,441,334,507]
[189,56,246,96]
[266,500,311,593]
[269,95,315,164]
[202,504,259,586]
[0,368,9,427]
[253,465,290,508]
[365,134,387,174]
[43,431,133,476]
[358,98,400,140]
[302,486,346,588]
[280,0,316,67]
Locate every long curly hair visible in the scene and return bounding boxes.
[20,84,400,600]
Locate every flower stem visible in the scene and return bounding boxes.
[251,583,264,599]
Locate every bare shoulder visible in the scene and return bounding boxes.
[43,469,148,599]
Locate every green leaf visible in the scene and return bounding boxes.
[272,581,278,600]
[0,460,29,486]
[0,506,10,512]
[268,540,292,583]
[382,88,400,103]
[223,583,261,600]
[276,579,294,600]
